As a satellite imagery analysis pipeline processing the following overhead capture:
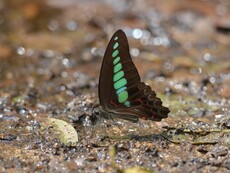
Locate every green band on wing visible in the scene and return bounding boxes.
[113,42,119,49]
[112,50,119,58]
[113,56,120,65]
[124,101,130,107]
[118,91,128,103]
[111,35,129,106]
[116,86,127,95]
[114,78,127,90]
[113,71,124,82]
[114,63,122,73]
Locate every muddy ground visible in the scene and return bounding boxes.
[0,0,230,173]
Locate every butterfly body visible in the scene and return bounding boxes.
[93,106,139,123]
[95,29,169,123]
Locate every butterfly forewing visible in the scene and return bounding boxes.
[99,29,169,122]
[99,30,140,109]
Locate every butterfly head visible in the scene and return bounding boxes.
[92,106,110,120]
[92,106,101,117]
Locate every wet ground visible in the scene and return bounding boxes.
[0,0,230,172]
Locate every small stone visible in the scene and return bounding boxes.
[210,146,228,158]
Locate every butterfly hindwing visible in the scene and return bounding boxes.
[114,83,169,121]
[99,30,169,122]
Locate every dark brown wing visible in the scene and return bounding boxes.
[99,29,169,122]
[99,30,140,110]
[112,82,170,122]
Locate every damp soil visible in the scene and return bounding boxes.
[0,0,230,173]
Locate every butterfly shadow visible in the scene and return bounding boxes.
[107,131,168,143]
[99,121,169,143]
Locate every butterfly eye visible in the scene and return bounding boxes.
[92,108,100,116]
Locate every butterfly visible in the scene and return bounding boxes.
[93,29,170,123]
